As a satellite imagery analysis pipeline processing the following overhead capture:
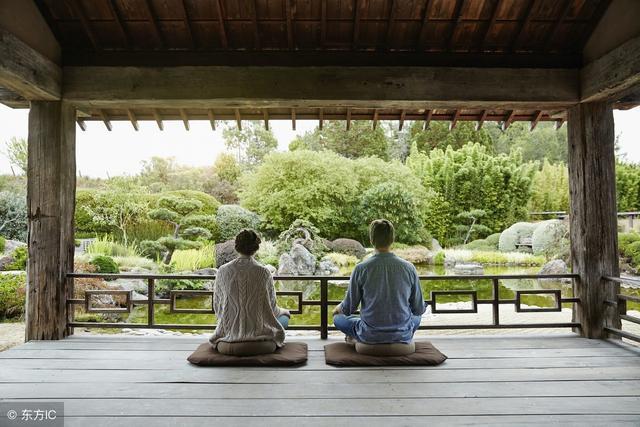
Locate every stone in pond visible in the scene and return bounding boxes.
[453,263,484,275]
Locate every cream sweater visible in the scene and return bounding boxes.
[209,256,287,347]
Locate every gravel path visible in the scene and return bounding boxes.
[0,322,25,351]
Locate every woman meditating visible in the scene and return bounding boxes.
[209,229,290,356]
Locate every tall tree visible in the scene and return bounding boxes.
[3,137,28,174]
[407,121,493,154]
[289,121,390,160]
[489,122,568,163]
[223,121,278,167]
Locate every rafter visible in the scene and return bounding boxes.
[417,0,435,51]
[153,109,164,130]
[263,109,270,130]
[399,109,406,130]
[530,110,543,131]
[179,0,195,49]
[555,119,565,130]
[544,0,572,52]
[424,109,432,130]
[449,109,460,130]
[214,0,228,49]
[208,109,216,130]
[250,0,261,50]
[319,108,324,130]
[126,109,139,131]
[77,119,87,131]
[476,109,488,130]
[291,108,296,130]
[447,0,465,51]
[384,0,398,50]
[99,110,112,131]
[501,110,515,131]
[285,0,294,50]
[480,0,502,51]
[65,0,100,50]
[353,0,364,50]
[346,107,352,130]
[512,0,538,52]
[179,109,190,130]
[235,108,242,130]
[372,109,379,130]
[106,0,130,48]
[142,0,164,48]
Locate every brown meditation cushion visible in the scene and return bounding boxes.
[325,341,447,366]
[355,341,416,357]
[187,342,308,367]
[217,340,277,356]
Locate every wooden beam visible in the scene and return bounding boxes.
[449,109,460,130]
[544,0,571,52]
[179,109,190,130]
[77,119,87,131]
[372,109,379,130]
[214,0,228,49]
[555,119,565,130]
[399,109,406,130]
[99,110,112,131]
[417,0,434,51]
[346,107,351,130]
[291,108,296,130]
[126,109,139,131]
[142,0,164,48]
[65,0,100,50]
[530,110,543,131]
[235,108,242,130]
[285,0,294,50]
[384,0,398,50]
[208,109,216,130]
[476,109,487,130]
[250,0,261,50]
[320,0,327,47]
[106,0,130,48]
[581,35,640,103]
[352,0,364,50]
[567,102,619,338]
[0,87,28,108]
[512,0,537,52]
[63,66,579,110]
[263,109,269,130]
[0,29,61,100]
[424,109,432,130]
[480,0,502,50]
[447,0,465,51]
[318,108,323,129]
[179,0,195,49]
[26,101,76,340]
[501,110,515,131]
[153,109,164,130]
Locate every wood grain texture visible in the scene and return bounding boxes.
[567,102,620,338]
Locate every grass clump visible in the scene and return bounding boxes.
[86,236,140,258]
[0,236,5,253]
[171,243,216,272]
[323,252,359,267]
[444,249,545,266]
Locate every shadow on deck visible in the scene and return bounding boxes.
[0,333,639,426]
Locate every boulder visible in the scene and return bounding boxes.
[498,222,537,252]
[193,268,218,276]
[0,255,14,271]
[539,259,569,275]
[3,240,26,256]
[453,263,484,275]
[531,220,569,257]
[329,238,366,259]
[215,240,238,268]
[277,253,297,275]
[290,243,316,275]
[316,259,340,276]
[431,238,443,252]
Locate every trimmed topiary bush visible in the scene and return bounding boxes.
[216,205,261,242]
[164,190,220,215]
[329,238,366,259]
[464,239,495,251]
[0,272,26,320]
[485,233,501,247]
[498,222,537,252]
[531,220,569,258]
[90,255,120,274]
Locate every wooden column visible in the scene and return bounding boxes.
[567,102,620,339]
[26,101,76,340]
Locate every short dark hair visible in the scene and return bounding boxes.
[369,219,395,248]
[235,229,261,256]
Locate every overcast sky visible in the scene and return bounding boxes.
[0,104,638,178]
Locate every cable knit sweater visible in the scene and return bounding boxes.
[209,255,287,347]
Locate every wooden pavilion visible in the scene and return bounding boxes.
[1,0,640,424]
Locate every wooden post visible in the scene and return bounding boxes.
[567,102,620,339]
[26,101,76,340]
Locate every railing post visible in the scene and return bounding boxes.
[147,278,155,327]
[492,278,500,326]
[320,278,328,339]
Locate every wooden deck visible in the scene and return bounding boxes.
[1,333,639,426]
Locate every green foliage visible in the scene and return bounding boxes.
[155,278,207,298]
[214,152,242,184]
[622,240,640,267]
[490,122,568,163]
[86,236,140,258]
[452,209,492,245]
[485,233,501,247]
[358,182,427,244]
[408,121,493,154]
[0,273,26,320]
[498,222,537,252]
[323,252,359,267]
[528,160,570,213]
[463,239,496,251]
[433,251,446,265]
[0,191,27,241]
[255,240,280,267]
[3,137,28,174]
[0,235,5,252]
[216,204,261,242]
[80,190,148,245]
[277,219,328,258]
[408,143,534,245]
[223,121,278,167]
[616,161,640,211]
[163,190,220,215]
[171,243,216,272]
[90,255,120,274]
[445,249,545,266]
[290,121,390,160]
[5,246,27,270]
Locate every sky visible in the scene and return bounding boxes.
[0,104,638,178]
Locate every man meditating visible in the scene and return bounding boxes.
[333,219,426,344]
[209,229,290,355]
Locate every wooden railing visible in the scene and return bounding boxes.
[66,272,580,339]
[603,276,640,343]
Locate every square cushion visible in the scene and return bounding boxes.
[217,340,277,356]
[188,342,308,367]
[325,341,447,366]
[355,341,416,357]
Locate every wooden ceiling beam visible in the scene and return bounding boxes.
[346,107,351,130]
[235,108,242,130]
[179,0,195,49]
[291,108,296,130]
[417,0,434,51]
[250,0,261,50]
[544,0,572,52]
[320,0,327,47]
[384,0,398,50]
[447,0,465,51]
[372,109,379,130]
[318,108,324,129]
[512,0,538,52]
[263,109,269,130]
[476,109,488,130]
[99,110,112,131]
[450,109,460,130]
[352,0,364,50]
[399,109,406,130]
[285,0,294,50]
[65,0,100,50]
[126,109,139,131]
[77,119,87,131]
[424,109,432,130]
[142,0,164,48]
[179,109,189,130]
[480,0,502,51]
[106,0,130,49]
[152,109,163,130]
[530,110,543,131]
[208,109,216,130]
[214,0,228,49]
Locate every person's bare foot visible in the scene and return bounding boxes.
[345,335,357,345]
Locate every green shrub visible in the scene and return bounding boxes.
[433,251,446,265]
[112,256,158,272]
[323,252,359,267]
[464,239,495,251]
[485,233,501,247]
[164,190,220,215]
[622,240,640,266]
[90,255,120,274]
[216,205,262,242]
[171,243,216,272]
[528,160,569,213]
[0,191,27,241]
[155,278,207,298]
[0,236,5,252]
[498,222,537,252]
[256,240,280,267]
[0,273,26,320]
[445,249,545,266]
[86,236,140,258]
[116,220,173,243]
[531,220,569,258]
[619,232,640,254]
[5,246,27,271]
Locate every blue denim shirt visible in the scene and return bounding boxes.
[341,252,426,343]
